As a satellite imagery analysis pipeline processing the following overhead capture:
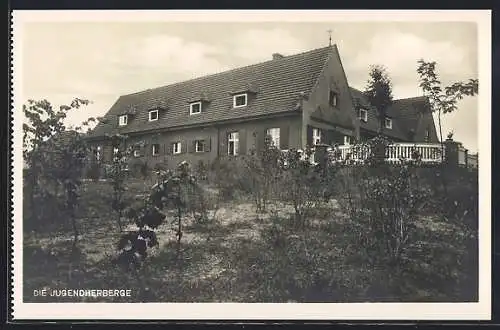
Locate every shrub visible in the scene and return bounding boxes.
[338,161,430,267]
[209,157,252,201]
[279,148,328,227]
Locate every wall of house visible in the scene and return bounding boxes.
[413,112,439,142]
[301,45,357,147]
[89,115,302,170]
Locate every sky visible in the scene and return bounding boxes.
[20,20,479,152]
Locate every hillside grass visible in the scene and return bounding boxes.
[23,178,478,303]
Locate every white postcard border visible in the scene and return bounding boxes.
[11,9,492,320]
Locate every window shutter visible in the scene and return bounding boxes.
[280,125,289,149]
[220,132,227,155]
[205,138,211,152]
[165,143,171,155]
[239,129,247,155]
[306,125,313,147]
[320,129,326,144]
[325,130,334,145]
[182,140,188,154]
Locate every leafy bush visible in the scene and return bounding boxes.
[337,158,430,267]
[209,157,252,201]
[279,148,329,227]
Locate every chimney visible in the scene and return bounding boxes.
[272,53,284,60]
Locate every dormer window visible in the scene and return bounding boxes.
[190,102,202,115]
[118,114,128,126]
[149,110,159,121]
[358,108,368,122]
[233,93,248,108]
[329,91,338,107]
[385,117,393,129]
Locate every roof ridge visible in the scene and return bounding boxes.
[350,86,427,102]
[392,95,427,102]
[122,45,334,98]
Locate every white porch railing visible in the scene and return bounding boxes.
[282,142,444,165]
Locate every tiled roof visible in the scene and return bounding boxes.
[349,87,428,141]
[89,46,334,138]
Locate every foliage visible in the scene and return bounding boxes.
[22,98,93,236]
[338,162,427,266]
[243,135,282,212]
[416,59,479,145]
[364,65,394,134]
[279,148,329,227]
[106,133,131,232]
[116,161,203,272]
[209,157,246,200]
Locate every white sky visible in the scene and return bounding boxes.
[20,20,479,152]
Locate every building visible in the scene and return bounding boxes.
[86,45,438,169]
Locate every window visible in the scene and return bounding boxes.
[358,108,368,122]
[118,114,128,126]
[133,149,140,157]
[96,146,102,162]
[149,110,159,121]
[172,142,181,154]
[312,128,322,145]
[195,140,205,153]
[152,144,160,156]
[329,91,338,107]
[344,136,351,145]
[227,132,239,155]
[266,128,280,149]
[113,147,119,155]
[190,102,202,115]
[233,93,247,108]
[385,117,393,129]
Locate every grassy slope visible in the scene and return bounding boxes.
[23,179,478,303]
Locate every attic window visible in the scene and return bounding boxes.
[190,102,202,115]
[118,114,128,126]
[358,108,368,122]
[329,91,338,107]
[149,110,159,121]
[233,94,247,108]
[385,117,393,129]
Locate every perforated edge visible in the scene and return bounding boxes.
[8,9,14,322]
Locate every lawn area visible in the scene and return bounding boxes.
[23,177,478,303]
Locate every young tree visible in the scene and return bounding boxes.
[416,60,479,147]
[23,98,91,222]
[107,133,130,232]
[364,65,394,135]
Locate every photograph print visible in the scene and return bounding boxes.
[11,10,491,320]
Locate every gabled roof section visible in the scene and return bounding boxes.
[349,87,430,141]
[89,46,334,137]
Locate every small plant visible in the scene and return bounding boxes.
[279,148,325,228]
[243,135,282,212]
[116,161,203,273]
[107,133,130,232]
